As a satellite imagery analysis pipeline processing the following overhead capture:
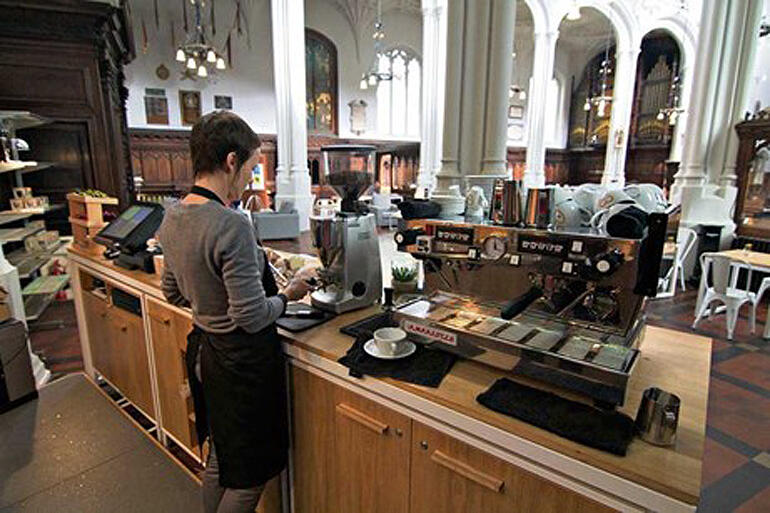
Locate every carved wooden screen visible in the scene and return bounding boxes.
[305,29,338,134]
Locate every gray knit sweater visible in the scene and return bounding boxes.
[158,200,284,334]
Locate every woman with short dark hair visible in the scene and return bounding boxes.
[158,111,315,513]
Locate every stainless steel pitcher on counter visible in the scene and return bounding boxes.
[524,187,554,229]
[635,387,680,446]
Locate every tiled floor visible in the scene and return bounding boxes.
[647,288,770,513]
[28,236,770,511]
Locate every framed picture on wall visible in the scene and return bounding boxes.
[144,94,169,125]
[179,90,202,126]
[214,95,233,110]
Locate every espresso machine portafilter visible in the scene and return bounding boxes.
[310,145,383,314]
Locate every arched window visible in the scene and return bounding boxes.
[376,47,421,138]
[305,29,338,134]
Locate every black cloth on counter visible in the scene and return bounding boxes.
[476,378,636,456]
[340,311,399,338]
[339,333,457,388]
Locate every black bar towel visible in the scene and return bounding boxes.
[338,334,456,388]
[477,378,635,456]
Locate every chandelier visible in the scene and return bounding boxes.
[583,35,613,118]
[175,0,226,79]
[359,0,393,90]
[658,62,684,126]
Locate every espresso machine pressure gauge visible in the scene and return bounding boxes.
[482,236,507,260]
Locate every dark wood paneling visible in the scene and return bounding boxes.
[0,0,135,207]
[130,129,421,198]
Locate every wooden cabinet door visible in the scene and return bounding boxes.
[82,291,112,378]
[332,384,411,513]
[146,298,198,454]
[290,366,339,513]
[108,304,155,418]
[410,422,618,513]
[290,367,411,513]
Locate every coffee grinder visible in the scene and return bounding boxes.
[310,145,382,314]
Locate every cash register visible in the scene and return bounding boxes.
[94,202,164,272]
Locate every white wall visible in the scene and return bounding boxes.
[125,0,276,132]
[123,0,423,138]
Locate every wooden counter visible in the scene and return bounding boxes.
[67,245,710,513]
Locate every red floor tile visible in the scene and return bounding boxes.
[708,378,770,450]
[734,485,770,513]
[701,438,749,488]
[715,352,770,390]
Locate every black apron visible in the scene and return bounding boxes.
[185,186,288,489]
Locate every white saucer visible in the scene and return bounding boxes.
[364,339,416,360]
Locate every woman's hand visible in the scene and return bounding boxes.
[281,265,320,301]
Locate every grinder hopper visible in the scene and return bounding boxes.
[322,145,376,213]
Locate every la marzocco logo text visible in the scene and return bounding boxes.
[403,321,457,346]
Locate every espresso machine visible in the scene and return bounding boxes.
[310,145,382,314]
[392,215,667,407]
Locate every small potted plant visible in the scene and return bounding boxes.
[391,263,418,295]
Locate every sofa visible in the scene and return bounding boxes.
[251,201,300,240]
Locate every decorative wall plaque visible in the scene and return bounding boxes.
[348,99,367,135]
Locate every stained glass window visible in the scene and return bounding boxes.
[306,29,338,134]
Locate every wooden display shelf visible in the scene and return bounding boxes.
[68,216,107,229]
[0,161,54,176]
[67,193,117,251]
[0,224,44,244]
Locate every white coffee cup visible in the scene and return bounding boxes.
[373,327,407,356]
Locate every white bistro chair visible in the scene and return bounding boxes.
[658,228,698,298]
[692,253,756,340]
[756,277,770,339]
[371,192,400,230]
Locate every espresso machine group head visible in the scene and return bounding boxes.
[310,145,382,314]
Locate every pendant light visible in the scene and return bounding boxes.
[175,0,225,80]
[361,0,393,88]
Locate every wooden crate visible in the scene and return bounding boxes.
[67,193,116,252]
[66,193,117,224]
[69,218,105,252]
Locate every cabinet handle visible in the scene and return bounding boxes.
[335,403,389,435]
[148,313,171,325]
[430,450,505,493]
[120,325,128,332]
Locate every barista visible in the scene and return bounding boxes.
[158,111,316,513]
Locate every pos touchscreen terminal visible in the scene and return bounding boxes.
[94,202,164,272]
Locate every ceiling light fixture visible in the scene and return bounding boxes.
[360,0,393,90]
[175,0,226,80]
